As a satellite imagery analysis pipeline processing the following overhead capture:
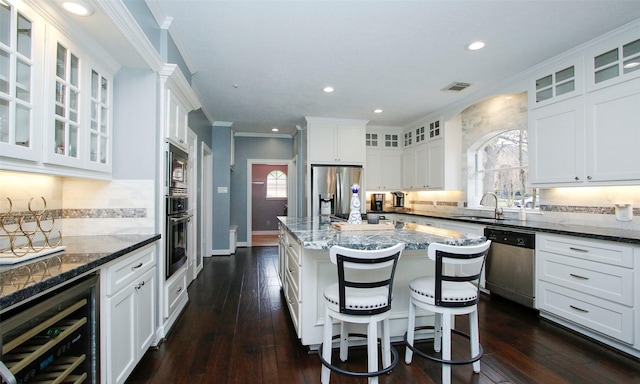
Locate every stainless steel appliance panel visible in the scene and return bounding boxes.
[484,227,536,308]
[311,165,363,217]
[167,143,188,196]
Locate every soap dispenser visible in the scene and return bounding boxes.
[518,206,527,221]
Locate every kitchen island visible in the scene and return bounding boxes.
[277,216,486,348]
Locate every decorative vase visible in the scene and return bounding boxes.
[347,184,362,224]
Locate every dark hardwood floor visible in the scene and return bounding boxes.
[126,246,640,384]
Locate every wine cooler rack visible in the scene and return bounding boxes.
[0,275,98,384]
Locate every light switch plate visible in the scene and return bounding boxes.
[218,186,228,193]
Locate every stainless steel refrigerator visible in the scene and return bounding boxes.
[311,165,363,217]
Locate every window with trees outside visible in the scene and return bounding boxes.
[266,170,287,199]
[475,129,538,210]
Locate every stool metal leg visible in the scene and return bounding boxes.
[405,298,416,363]
[321,311,333,384]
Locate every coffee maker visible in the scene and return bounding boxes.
[391,191,405,207]
[370,193,384,211]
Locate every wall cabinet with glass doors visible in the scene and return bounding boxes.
[0,0,115,178]
[529,29,640,186]
[402,118,460,191]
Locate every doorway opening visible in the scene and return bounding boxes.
[246,160,294,247]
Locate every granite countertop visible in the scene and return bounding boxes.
[0,234,160,311]
[277,216,486,250]
[388,211,640,244]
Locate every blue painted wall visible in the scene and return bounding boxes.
[231,136,293,243]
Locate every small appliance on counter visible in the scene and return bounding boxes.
[370,193,385,211]
[392,191,405,207]
[320,195,334,216]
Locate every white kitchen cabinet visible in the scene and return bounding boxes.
[164,265,188,331]
[102,244,157,384]
[306,117,367,164]
[528,61,582,109]
[282,229,302,337]
[0,2,44,163]
[530,77,640,186]
[402,125,459,191]
[161,64,201,152]
[586,32,640,92]
[1,2,115,178]
[366,148,402,191]
[584,77,640,183]
[537,234,639,356]
[529,98,585,185]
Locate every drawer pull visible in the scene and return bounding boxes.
[569,247,589,253]
[177,286,183,294]
[569,273,589,280]
[132,262,143,270]
[570,305,589,313]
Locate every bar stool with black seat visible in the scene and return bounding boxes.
[404,240,491,384]
[319,242,405,384]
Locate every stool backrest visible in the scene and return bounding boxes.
[329,243,405,316]
[427,240,492,307]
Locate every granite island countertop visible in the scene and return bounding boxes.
[0,234,160,311]
[277,216,485,250]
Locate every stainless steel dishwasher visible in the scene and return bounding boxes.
[484,227,536,308]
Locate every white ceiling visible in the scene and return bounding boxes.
[146,1,640,136]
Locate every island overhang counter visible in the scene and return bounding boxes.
[277,216,486,348]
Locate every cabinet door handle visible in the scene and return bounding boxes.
[569,247,589,253]
[570,273,589,280]
[575,176,580,181]
[132,262,143,270]
[570,305,589,313]
[177,286,183,294]
[587,176,592,180]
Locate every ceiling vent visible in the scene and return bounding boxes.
[441,82,471,92]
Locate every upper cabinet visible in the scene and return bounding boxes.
[161,65,201,152]
[366,126,402,191]
[306,117,367,164]
[402,118,460,190]
[529,28,640,187]
[42,29,114,173]
[0,2,44,162]
[0,0,117,178]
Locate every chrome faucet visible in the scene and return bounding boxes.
[480,192,503,219]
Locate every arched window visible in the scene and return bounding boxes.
[266,170,287,199]
[473,129,538,210]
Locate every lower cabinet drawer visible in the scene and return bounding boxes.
[285,272,300,336]
[104,244,155,296]
[538,281,634,344]
[165,269,187,318]
[538,251,633,306]
[286,250,301,292]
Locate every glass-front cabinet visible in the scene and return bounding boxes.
[0,1,43,162]
[0,0,114,176]
[45,31,113,173]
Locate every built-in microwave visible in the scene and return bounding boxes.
[167,143,188,196]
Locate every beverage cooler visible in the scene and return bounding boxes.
[0,274,99,384]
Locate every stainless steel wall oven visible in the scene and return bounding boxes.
[166,196,190,279]
[0,274,99,384]
[166,143,190,280]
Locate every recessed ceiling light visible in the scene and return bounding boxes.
[466,41,485,51]
[62,0,94,16]
[323,86,334,93]
[272,128,279,132]
[373,109,383,113]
